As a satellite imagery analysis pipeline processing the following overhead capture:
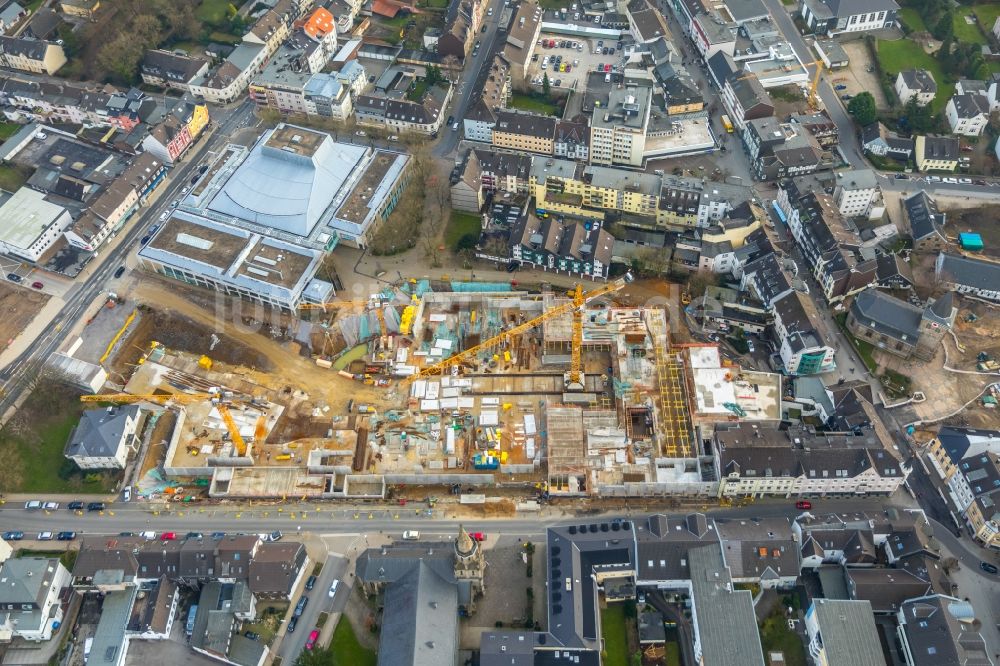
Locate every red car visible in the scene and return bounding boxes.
[795,501,812,510]
[471,532,486,541]
[160,532,177,540]
[305,629,320,650]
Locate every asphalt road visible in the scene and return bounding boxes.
[278,553,349,662]
[0,100,255,412]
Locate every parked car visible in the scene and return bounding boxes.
[834,84,847,90]
[68,501,84,511]
[160,532,177,541]
[305,575,317,591]
[7,273,21,282]
[267,530,283,542]
[402,530,420,540]
[981,562,998,574]
[211,532,226,540]
[244,631,260,641]
[840,94,851,100]
[37,532,54,541]
[119,532,136,537]
[87,502,106,512]
[795,500,812,510]
[24,500,42,510]
[294,596,309,617]
[140,531,156,540]
[287,616,298,633]
[355,130,366,137]
[186,532,203,539]
[57,531,76,541]
[306,629,320,650]
[113,266,126,279]
[471,532,486,541]
[2,531,24,540]
[31,281,43,289]
[329,580,340,598]
[746,340,755,353]
[43,502,59,510]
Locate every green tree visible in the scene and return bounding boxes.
[932,11,954,41]
[847,92,877,126]
[294,646,336,666]
[542,72,551,98]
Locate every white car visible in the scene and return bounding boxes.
[355,130,367,137]
[402,530,420,540]
[943,177,958,184]
[141,531,156,540]
[959,178,972,184]
[926,176,941,183]
[487,7,493,14]
[24,500,42,510]
[159,211,168,222]
[329,580,340,598]
[37,532,53,541]
[43,501,59,510]
[123,486,131,503]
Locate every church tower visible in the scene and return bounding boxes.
[915,292,956,361]
[454,524,485,596]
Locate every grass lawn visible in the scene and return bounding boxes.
[0,383,117,494]
[509,93,559,115]
[759,613,808,666]
[876,39,953,114]
[835,313,877,372]
[406,79,429,102]
[600,605,629,666]
[0,122,22,140]
[972,4,1000,30]
[424,0,449,7]
[898,7,926,32]
[445,211,481,251]
[208,31,243,44]
[664,641,681,666]
[19,549,78,570]
[0,164,29,191]
[196,0,232,26]
[330,617,376,666]
[953,12,986,45]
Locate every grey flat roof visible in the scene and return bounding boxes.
[808,599,886,666]
[688,545,765,666]
[88,588,137,666]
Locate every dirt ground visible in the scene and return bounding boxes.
[128,280,388,412]
[0,282,49,347]
[943,206,1000,260]
[837,41,889,110]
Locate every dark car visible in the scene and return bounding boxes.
[481,24,487,32]
[506,261,519,273]
[119,532,136,537]
[981,562,998,575]
[199,165,209,174]
[795,500,812,510]
[113,266,126,279]
[68,501,84,510]
[834,84,847,90]
[287,616,299,633]
[244,631,260,641]
[7,273,21,282]
[211,532,226,540]
[446,115,454,125]
[294,596,309,617]
[57,531,77,541]
[305,575,317,591]
[87,502,106,512]
[190,175,199,185]
[186,532,204,539]
[2,531,24,541]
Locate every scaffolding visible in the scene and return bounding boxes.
[652,338,692,459]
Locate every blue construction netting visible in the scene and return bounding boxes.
[450,281,512,292]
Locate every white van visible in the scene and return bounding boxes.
[403,530,420,540]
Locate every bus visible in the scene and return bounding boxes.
[721,114,734,133]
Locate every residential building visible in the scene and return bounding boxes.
[501,0,542,86]
[772,289,836,374]
[722,73,774,129]
[800,0,898,35]
[355,66,453,135]
[0,1,26,34]
[462,54,511,142]
[691,12,736,60]
[450,147,531,213]
[777,183,879,304]
[925,426,1000,546]
[554,120,590,161]
[791,111,839,148]
[859,121,913,160]
[0,187,72,262]
[715,422,905,498]
[846,290,955,361]
[935,252,1000,301]
[805,599,885,666]
[875,253,914,291]
[0,36,66,74]
[437,0,487,59]
[589,85,652,167]
[249,61,364,121]
[832,169,882,219]
[58,0,100,18]
[743,117,824,181]
[714,517,799,588]
[914,135,959,172]
[141,50,211,91]
[634,513,721,589]
[510,213,614,279]
[0,558,71,642]
[491,109,557,155]
[897,595,994,666]
[945,93,989,137]
[64,405,141,470]
[903,190,947,250]
[894,70,936,107]
[87,588,136,666]
[190,581,265,666]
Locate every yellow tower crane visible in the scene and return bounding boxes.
[400,277,629,387]
[80,391,250,457]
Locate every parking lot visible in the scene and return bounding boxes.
[525,34,627,93]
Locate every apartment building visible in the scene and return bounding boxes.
[355,65,453,135]
[914,135,959,172]
[510,213,614,279]
[722,73,774,129]
[141,50,211,91]
[777,182,879,304]
[0,35,66,74]
[743,117,824,181]
[589,85,652,167]
[716,422,905,498]
[450,147,532,212]
[64,405,141,470]
[805,600,886,666]
[945,93,989,137]
[0,558,71,641]
[462,54,512,142]
[492,109,557,154]
[894,70,936,107]
[897,595,993,666]
[250,58,363,121]
[934,252,1000,301]
[860,121,913,160]
[926,426,1000,528]
[832,169,883,219]
[501,0,542,86]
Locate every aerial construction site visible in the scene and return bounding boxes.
[73,276,781,502]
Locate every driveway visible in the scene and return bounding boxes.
[277,554,350,662]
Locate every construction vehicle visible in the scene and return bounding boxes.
[400,276,630,387]
[80,390,250,456]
